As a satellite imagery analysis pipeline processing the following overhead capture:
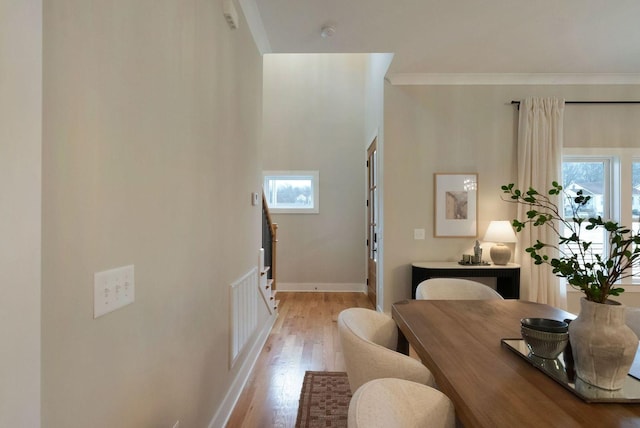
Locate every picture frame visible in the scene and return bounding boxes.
[434,173,478,237]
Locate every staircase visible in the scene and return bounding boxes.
[261,192,278,312]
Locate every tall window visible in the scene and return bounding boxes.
[263,171,319,214]
[562,159,609,268]
[633,160,640,279]
[563,149,640,285]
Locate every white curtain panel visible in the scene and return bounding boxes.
[517,97,566,308]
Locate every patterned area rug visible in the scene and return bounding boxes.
[295,371,352,428]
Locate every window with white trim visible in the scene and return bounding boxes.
[562,158,610,274]
[263,171,319,214]
[563,149,640,284]
[633,159,640,279]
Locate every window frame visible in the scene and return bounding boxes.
[263,170,320,214]
[562,155,613,222]
[563,148,638,286]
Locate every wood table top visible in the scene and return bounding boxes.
[391,299,640,428]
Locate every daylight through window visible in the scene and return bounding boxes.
[562,150,640,284]
[263,171,319,214]
[562,159,609,271]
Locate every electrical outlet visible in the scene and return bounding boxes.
[94,265,135,318]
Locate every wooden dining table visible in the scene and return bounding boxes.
[391,299,640,428]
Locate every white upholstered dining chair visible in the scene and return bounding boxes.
[348,378,456,428]
[416,277,504,300]
[337,308,435,392]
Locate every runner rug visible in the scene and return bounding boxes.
[295,371,352,428]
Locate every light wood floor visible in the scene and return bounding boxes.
[226,292,374,428]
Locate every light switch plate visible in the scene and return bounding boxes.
[414,228,426,240]
[94,265,135,318]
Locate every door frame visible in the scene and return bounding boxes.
[366,138,378,307]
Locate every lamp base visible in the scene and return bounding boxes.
[490,243,511,265]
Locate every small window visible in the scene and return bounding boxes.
[263,171,319,214]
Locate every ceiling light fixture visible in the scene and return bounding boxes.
[320,25,335,38]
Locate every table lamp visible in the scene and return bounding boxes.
[483,221,517,265]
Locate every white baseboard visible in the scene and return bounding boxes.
[208,309,277,428]
[207,282,366,427]
[276,282,367,292]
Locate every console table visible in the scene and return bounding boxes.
[411,261,520,299]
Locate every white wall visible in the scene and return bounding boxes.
[364,54,393,146]
[262,54,369,290]
[42,1,265,426]
[382,84,640,313]
[0,1,42,426]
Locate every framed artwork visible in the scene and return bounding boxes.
[434,173,478,237]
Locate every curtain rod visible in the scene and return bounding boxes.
[511,100,640,108]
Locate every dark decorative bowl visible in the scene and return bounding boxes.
[520,318,569,333]
[520,318,569,359]
[521,326,569,359]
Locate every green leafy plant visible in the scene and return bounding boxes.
[501,181,640,303]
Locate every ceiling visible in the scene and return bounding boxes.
[245,0,640,84]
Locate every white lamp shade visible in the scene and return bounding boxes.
[484,221,517,265]
[483,221,517,244]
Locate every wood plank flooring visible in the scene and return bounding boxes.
[226,292,374,428]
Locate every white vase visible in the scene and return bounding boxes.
[568,297,639,390]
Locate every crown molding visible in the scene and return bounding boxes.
[238,0,272,54]
[386,73,640,86]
